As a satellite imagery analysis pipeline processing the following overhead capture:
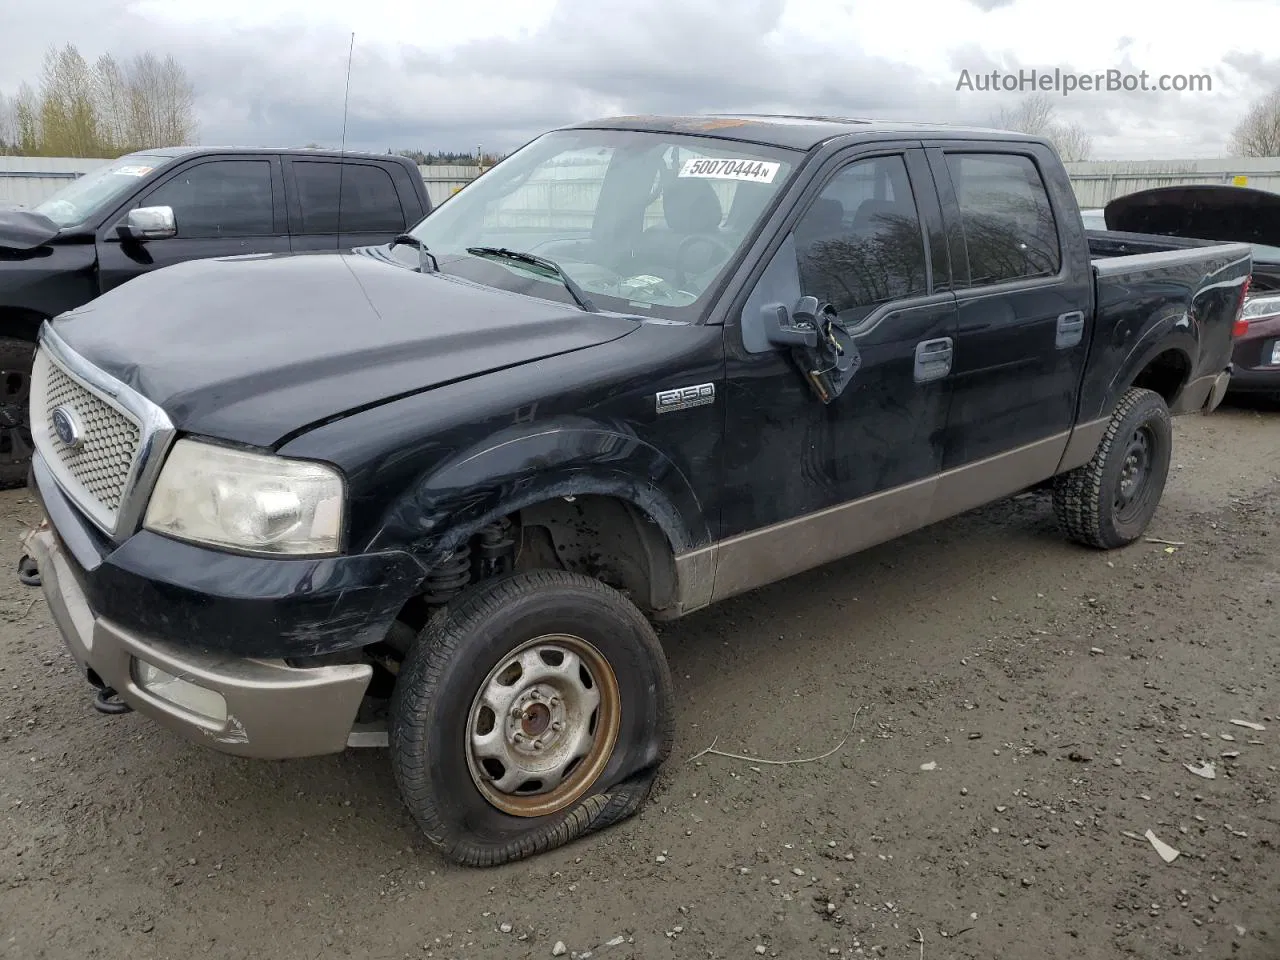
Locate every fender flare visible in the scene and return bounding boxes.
[1102,307,1198,415]
[369,423,712,575]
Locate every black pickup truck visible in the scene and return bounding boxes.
[24,115,1250,867]
[0,146,433,488]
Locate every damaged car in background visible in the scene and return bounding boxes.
[1087,184,1280,402]
[23,114,1252,866]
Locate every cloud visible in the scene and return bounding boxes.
[0,0,1271,159]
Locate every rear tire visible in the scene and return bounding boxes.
[389,570,675,867]
[0,337,36,491]
[1053,387,1173,549]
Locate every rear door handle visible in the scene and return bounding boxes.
[1056,311,1086,349]
[914,337,953,383]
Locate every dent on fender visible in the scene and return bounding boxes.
[368,417,711,568]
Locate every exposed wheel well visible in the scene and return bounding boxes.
[1130,348,1190,405]
[0,308,49,343]
[513,495,679,615]
[389,494,680,636]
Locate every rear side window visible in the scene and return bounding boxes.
[945,153,1061,285]
[292,161,406,234]
[142,160,274,238]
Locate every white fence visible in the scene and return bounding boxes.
[6,154,1280,215]
[1063,157,1280,209]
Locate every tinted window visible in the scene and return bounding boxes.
[792,155,929,321]
[945,153,1061,285]
[292,161,405,234]
[143,160,274,238]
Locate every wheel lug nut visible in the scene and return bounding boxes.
[513,732,525,742]
[532,739,543,751]
[551,720,564,732]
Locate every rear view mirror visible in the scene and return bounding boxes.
[118,206,176,241]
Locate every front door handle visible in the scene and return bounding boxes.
[1056,310,1086,349]
[914,337,953,383]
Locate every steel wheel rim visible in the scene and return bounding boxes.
[0,366,33,466]
[465,634,621,818]
[1114,424,1155,522]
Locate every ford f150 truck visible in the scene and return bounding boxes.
[0,146,433,489]
[23,115,1250,867]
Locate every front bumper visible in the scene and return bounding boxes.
[30,525,374,759]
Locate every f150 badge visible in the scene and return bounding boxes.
[656,383,715,413]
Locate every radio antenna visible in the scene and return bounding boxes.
[336,31,355,244]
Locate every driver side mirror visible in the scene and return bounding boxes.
[117,206,176,242]
[759,294,822,348]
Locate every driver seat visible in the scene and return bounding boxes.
[632,178,725,276]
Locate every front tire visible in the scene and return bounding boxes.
[1053,386,1173,549]
[0,337,36,491]
[389,570,675,867]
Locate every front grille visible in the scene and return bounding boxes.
[30,347,144,532]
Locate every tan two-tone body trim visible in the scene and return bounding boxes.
[671,418,1109,614]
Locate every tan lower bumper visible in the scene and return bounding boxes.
[30,527,373,760]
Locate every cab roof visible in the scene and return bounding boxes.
[563,113,1036,152]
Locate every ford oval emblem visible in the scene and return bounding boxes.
[51,405,84,450]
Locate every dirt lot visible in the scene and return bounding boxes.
[2,401,1278,960]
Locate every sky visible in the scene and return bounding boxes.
[2,0,1278,160]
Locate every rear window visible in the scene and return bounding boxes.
[945,153,1061,285]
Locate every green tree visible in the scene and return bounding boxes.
[0,43,199,157]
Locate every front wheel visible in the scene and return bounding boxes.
[389,570,675,867]
[1053,386,1173,549]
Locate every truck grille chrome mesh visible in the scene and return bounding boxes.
[30,345,146,534]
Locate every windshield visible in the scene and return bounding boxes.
[405,128,799,320]
[34,154,168,227]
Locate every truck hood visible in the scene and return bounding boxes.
[50,251,641,448]
[1104,186,1280,255]
[0,208,60,250]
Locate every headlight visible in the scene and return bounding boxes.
[143,439,345,556]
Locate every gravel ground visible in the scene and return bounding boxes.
[2,401,1278,960]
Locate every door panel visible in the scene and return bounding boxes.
[721,148,958,544]
[96,157,289,294]
[924,145,1093,469]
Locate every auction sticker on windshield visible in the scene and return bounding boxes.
[113,165,154,177]
[678,157,780,183]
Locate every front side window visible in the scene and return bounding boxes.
[792,154,929,323]
[406,129,799,320]
[142,160,274,238]
[945,153,1061,285]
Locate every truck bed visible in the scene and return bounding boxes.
[1075,231,1253,425]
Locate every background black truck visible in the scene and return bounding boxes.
[0,146,433,488]
[24,115,1250,867]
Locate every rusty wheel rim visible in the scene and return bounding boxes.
[465,634,621,818]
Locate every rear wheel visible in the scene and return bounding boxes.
[389,570,674,867]
[0,337,36,490]
[1053,386,1173,549]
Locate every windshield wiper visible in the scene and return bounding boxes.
[389,233,439,273]
[465,246,597,312]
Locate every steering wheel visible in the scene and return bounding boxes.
[674,233,738,284]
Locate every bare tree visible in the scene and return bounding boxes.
[1229,86,1280,157]
[992,92,1094,162]
[1050,122,1094,162]
[0,43,198,156]
[994,93,1056,136]
[0,93,16,152]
